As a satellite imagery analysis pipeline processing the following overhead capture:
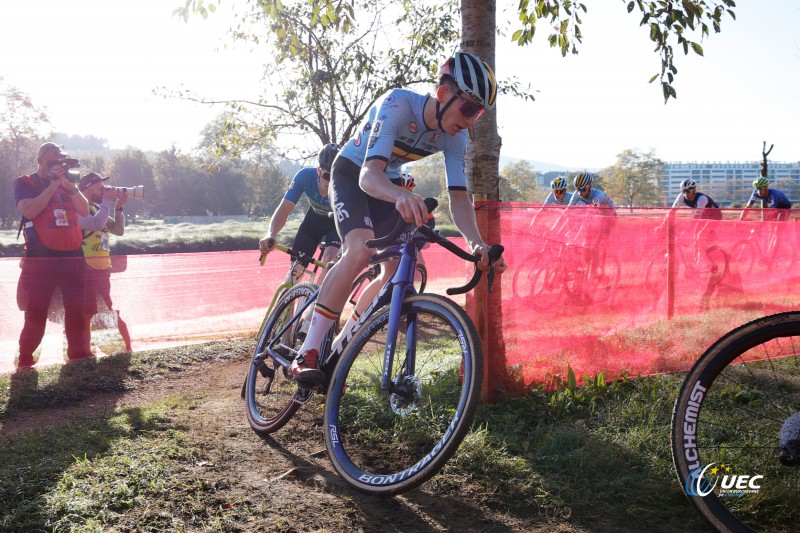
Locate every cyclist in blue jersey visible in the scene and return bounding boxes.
[543,176,569,206]
[740,176,792,221]
[289,51,507,384]
[259,144,341,284]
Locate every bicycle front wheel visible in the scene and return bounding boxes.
[244,282,317,434]
[324,293,482,495]
[671,312,800,532]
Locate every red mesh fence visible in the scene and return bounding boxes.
[3,205,800,385]
[498,204,800,386]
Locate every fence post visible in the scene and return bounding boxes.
[667,209,676,319]
[469,195,509,401]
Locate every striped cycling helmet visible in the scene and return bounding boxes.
[439,51,497,110]
[574,171,594,190]
[550,176,567,191]
[680,179,697,191]
[753,177,769,189]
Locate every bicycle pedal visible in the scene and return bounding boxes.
[293,387,316,404]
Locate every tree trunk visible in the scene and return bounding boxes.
[460,0,501,200]
[461,0,514,400]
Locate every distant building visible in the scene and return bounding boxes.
[663,161,800,205]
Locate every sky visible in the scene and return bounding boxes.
[1,0,799,171]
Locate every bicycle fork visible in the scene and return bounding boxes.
[381,253,418,395]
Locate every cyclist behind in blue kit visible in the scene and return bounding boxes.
[740,176,792,221]
[289,51,507,384]
[259,144,341,283]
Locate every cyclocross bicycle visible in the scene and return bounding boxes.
[244,198,504,495]
[670,311,800,532]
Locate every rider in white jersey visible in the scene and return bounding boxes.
[543,176,569,206]
[290,51,507,384]
[568,171,615,209]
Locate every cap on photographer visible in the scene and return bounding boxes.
[12,142,92,368]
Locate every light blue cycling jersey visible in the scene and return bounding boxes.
[543,192,569,206]
[568,188,615,208]
[283,167,331,216]
[338,88,468,191]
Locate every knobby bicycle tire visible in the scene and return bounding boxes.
[671,311,800,532]
[244,282,318,434]
[323,293,482,495]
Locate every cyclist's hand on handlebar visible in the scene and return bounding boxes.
[395,192,429,227]
[472,243,507,273]
[259,235,277,256]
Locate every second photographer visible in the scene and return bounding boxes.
[77,172,132,354]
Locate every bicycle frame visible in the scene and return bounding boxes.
[262,237,423,394]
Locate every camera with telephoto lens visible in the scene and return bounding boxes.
[47,157,81,183]
[108,185,145,200]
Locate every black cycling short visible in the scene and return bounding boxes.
[292,207,340,266]
[330,156,403,241]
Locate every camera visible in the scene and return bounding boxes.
[108,185,145,200]
[47,158,81,183]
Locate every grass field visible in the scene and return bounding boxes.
[0,217,461,257]
[0,340,717,532]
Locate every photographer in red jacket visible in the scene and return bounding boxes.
[13,142,91,369]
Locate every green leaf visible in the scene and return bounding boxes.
[691,42,704,56]
[627,1,634,13]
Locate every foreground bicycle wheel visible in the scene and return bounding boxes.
[324,293,482,495]
[244,282,317,434]
[671,312,800,532]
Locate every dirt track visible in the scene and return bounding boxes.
[2,358,584,532]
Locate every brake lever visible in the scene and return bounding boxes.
[485,244,505,294]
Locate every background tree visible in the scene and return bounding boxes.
[175,0,461,158]
[513,0,737,102]
[0,80,50,228]
[500,159,547,202]
[406,154,451,222]
[110,148,157,219]
[602,148,665,208]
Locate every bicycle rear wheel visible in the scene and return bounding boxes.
[244,282,317,434]
[671,312,800,532]
[413,263,427,293]
[324,293,482,495]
